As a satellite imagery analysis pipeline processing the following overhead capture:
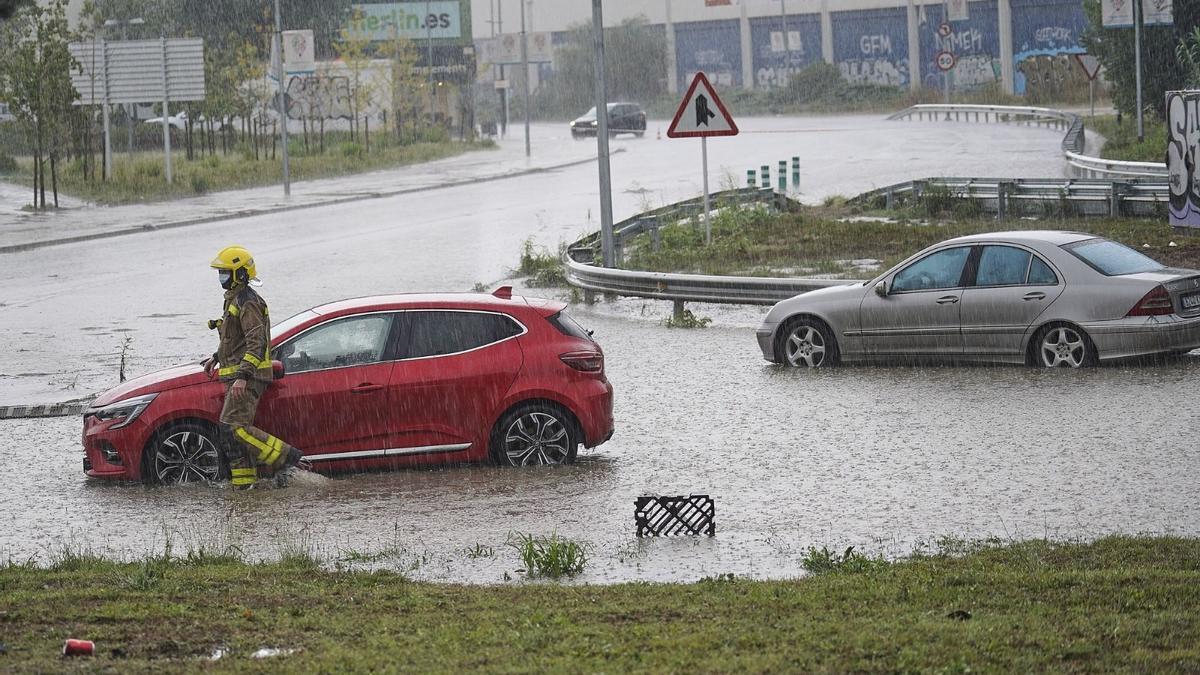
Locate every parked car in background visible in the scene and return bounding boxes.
[570,102,646,139]
[84,288,615,484]
[758,231,1200,368]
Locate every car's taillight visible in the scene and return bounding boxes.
[1127,285,1174,316]
[560,350,604,373]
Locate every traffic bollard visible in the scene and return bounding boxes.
[792,156,800,189]
[747,169,756,187]
[760,165,769,189]
[778,160,787,192]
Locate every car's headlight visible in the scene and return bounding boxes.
[90,393,158,430]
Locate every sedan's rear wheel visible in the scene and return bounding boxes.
[145,423,224,485]
[492,405,578,467]
[1035,325,1096,368]
[777,318,838,368]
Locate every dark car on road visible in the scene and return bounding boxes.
[83,288,615,484]
[570,102,646,139]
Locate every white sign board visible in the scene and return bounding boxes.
[1102,0,1134,27]
[947,0,969,22]
[480,32,553,64]
[667,72,738,138]
[69,38,206,105]
[1143,0,1173,26]
[283,30,315,74]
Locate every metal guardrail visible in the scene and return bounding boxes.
[889,104,1167,180]
[564,188,859,312]
[851,176,1168,218]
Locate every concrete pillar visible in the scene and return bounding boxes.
[998,0,1014,95]
[665,0,678,94]
[820,0,834,64]
[740,0,753,90]
[907,0,920,92]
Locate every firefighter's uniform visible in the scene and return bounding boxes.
[208,246,302,488]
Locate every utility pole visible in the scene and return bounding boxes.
[426,0,434,121]
[272,0,290,196]
[592,0,614,268]
[520,0,530,157]
[780,0,787,57]
[1134,0,1144,142]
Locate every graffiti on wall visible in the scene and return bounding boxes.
[1168,91,1200,227]
[749,15,822,90]
[676,19,742,88]
[286,75,354,120]
[1011,0,1086,95]
[832,8,910,88]
[919,1,1001,90]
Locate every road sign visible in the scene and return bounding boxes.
[283,29,315,75]
[667,72,739,138]
[936,50,957,72]
[947,0,969,22]
[1073,53,1102,81]
[937,22,952,38]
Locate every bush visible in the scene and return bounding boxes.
[801,545,889,575]
[0,153,20,174]
[340,142,364,159]
[190,174,210,194]
[411,126,450,144]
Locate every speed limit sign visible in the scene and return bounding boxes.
[936,50,956,72]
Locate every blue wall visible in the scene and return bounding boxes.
[675,19,743,89]
[748,14,823,90]
[1011,0,1087,95]
[831,7,911,88]
[918,1,1001,90]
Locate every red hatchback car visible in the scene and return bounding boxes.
[83,289,614,484]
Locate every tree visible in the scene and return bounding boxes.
[1081,0,1200,119]
[0,0,78,209]
[379,27,423,142]
[1178,27,1200,88]
[335,8,377,142]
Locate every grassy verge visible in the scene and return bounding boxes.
[7,135,496,206]
[624,201,1197,277]
[0,536,1196,671]
[1090,114,1168,163]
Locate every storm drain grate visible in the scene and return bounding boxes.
[635,495,715,537]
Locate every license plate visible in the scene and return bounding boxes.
[1182,293,1200,310]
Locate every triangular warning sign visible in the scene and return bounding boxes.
[667,72,739,138]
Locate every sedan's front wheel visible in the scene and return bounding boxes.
[492,405,578,467]
[145,423,225,485]
[777,318,839,368]
[1034,324,1096,368]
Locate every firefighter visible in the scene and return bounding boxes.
[201,245,305,489]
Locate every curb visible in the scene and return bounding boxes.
[0,402,89,419]
[0,150,621,255]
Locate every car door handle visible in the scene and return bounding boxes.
[351,383,384,394]
[936,295,960,304]
[1023,292,1046,301]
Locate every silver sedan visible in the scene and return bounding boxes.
[757,231,1200,368]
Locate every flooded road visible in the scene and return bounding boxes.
[3,307,1197,583]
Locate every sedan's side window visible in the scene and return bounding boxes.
[976,245,1033,287]
[279,314,392,374]
[403,311,523,359]
[1028,256,1059,285]
[892,247,971,292]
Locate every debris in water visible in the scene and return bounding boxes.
[62,639,95,656]
[209,647,227,661]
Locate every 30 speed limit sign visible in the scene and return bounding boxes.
[936,50,957,72]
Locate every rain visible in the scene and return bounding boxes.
[1,0,1197,589]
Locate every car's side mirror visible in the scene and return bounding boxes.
[874,280,889,297]
[272,359,286,380]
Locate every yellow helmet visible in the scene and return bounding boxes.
[209,245,257,289]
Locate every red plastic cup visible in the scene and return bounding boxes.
[63,639,95,657]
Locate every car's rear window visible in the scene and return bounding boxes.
[547,311,593,341]
[1063,238,1165,276]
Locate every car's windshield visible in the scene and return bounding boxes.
[1063,238,1166,276]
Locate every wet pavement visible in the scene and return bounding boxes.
[2,307,1197,583]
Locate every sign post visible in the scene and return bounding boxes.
[1073,53,1102,119]
[667,72,740,245]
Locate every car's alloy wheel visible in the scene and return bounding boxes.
[781,320,835,368]
[498,408,577,467]
[149,427,222,484]
[1038,326,1092,368]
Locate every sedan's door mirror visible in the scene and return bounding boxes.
[271,359,286,380]
[874,280,889,297]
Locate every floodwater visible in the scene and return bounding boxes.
[3,306,1197,583]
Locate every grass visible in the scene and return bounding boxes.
[508,532,589,578]
[516,238,568,287]
[624,201,1199,277]
[8,134,496,206]
[1090,113,1168,163]
[0,536,1197,671]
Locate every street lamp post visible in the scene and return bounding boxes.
[520,0,530,158]
[272,0,290,196]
